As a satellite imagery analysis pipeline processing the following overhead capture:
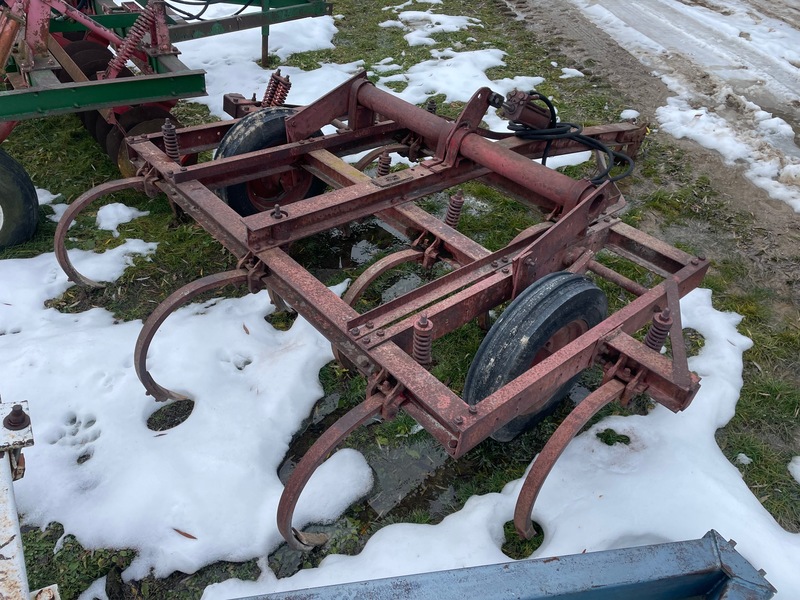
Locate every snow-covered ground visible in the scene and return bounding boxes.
[2,1,800,599]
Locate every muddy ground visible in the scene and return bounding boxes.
[501,0,800,313]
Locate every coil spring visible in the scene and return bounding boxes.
[444,190,465,228]
[412,313,433,365]
[161,119,180,163]
[104,4,156,79]
[644,308,672,351]
[377,150,391,177]
[263,69,292,107]
[426,98,437,114]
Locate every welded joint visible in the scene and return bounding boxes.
[348,77,375,132]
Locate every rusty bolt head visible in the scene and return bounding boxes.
[691,258,700,265]
[604,216,612,222]
[365,321,374,329]
[362,336,371,344]
[376,330,385,338]
[349,327,360,336]
[501,257,510,263]
[468,405,478,414]
[491,261,499,268]
[454,416,464,425]
[501,267,510,274]
[3,404,30,431]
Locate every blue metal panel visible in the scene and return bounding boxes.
[237,531,775,600]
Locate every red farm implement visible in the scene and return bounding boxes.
[54,70,708,550]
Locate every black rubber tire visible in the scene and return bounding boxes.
[0,148,39,250]
[215,107,326,216]
[463,272,607,442]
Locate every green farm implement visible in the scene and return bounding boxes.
[0,0,331,249]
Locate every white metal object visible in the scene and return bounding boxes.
[1,398,60,598]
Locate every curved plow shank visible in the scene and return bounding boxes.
[513,379,626,539]
[134,270,249,402]
[334,249,424,367]
[54,177,146,288]
[277,394,384,550]
[341,248,425,308]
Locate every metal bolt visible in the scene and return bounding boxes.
[454,416,464,425]
[491,261,499,268]
[691,258,699,265]
[271,204,286,219]
[349,327,360,336]
[501,257,509,263]
[3,404,30,431]
[376,330,385,338]
[412,312,434,366]
[362,336,371,344]
[365,321,374,329]
[501,267,510,274]
[604,216,612,222]
[697,254,706,261]
[468,405,477,414]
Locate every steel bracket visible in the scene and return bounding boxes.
[236,252,269,294]
[368,369,406,421]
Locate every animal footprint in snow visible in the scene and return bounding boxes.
[54,412,101,463]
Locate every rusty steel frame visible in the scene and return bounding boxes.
[54,70,709,551]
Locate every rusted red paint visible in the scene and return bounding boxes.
[54,72,708,550]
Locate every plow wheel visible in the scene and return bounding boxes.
[215,107,326,216]
[93,112,115,145]
[463,272,607,442]
[0,148,39,250]
[105,106,179,175]
[56,43,113,87]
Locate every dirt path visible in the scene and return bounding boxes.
[499,0,800,309]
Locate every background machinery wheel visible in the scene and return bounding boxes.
[0,148,39,250]
[463,272,607,442]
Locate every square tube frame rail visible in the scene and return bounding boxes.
[235,531,776,600]
[59,70,709,551]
